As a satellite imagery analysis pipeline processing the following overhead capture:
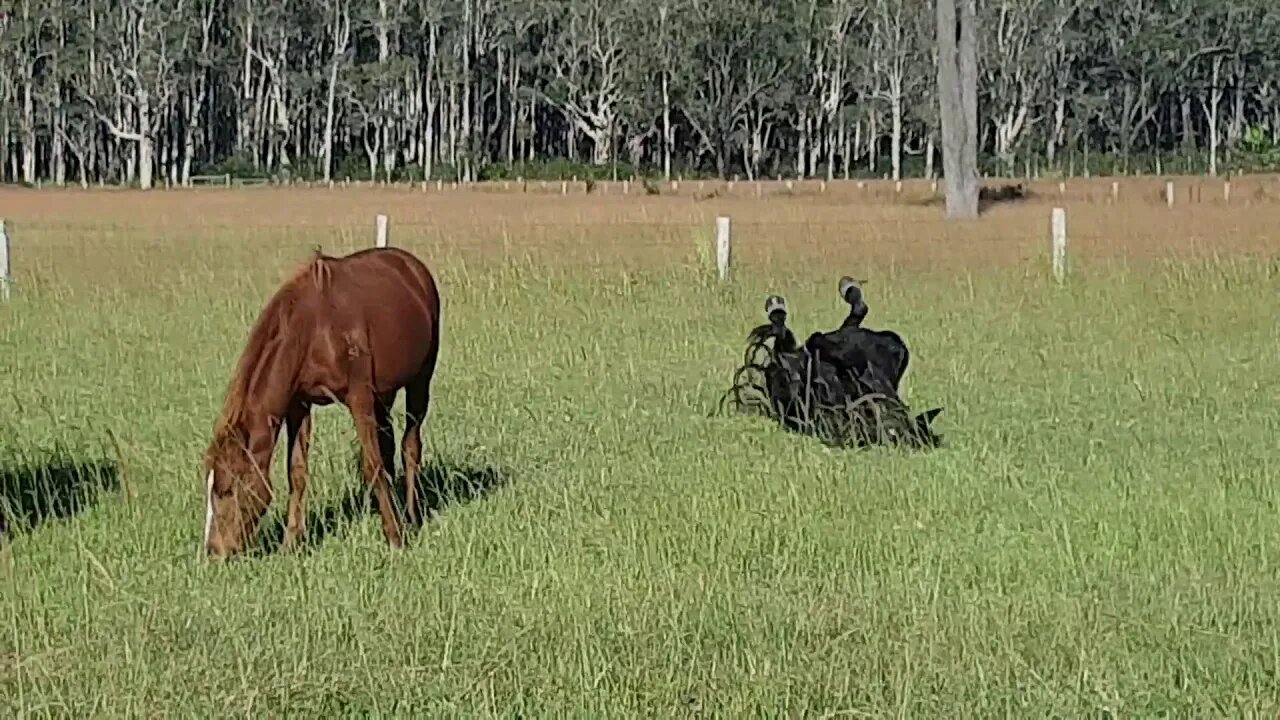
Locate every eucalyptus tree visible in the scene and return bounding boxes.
[535,0,636,165]
[868,0,930,181]
[3,0,1280,187]
[682,0,796,177]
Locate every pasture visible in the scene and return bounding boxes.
[2,177,1279,715]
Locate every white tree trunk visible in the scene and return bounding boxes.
[21,81,36,185]
[137,90,154,190]
[322,61,340,182]
[662,71,672,180]
[889,74,903,182]
[321,0,350,183]
[51,108,66,186]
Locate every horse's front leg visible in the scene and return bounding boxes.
[283,403,312,551]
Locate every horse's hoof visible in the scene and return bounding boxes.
[765,295,787,318]
[281,531,306,553]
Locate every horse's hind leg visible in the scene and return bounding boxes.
[374,391,398,485]
[349,390,403,549]
[401,372,432,529]
[283,403,312,551]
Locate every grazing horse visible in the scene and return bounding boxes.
[202,247,442,558]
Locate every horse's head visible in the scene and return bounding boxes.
[202,428,272,559]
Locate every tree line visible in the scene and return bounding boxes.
[2,0,1279,189]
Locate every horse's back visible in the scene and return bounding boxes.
[310,248,442,389]
[335,247,437,301]
[323,247,438,317]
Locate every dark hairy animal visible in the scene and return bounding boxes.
[202,246,442,558]
[723,276,943,449]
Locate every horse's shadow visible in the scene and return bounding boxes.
[0,451,120,540]
[259,454,510,553]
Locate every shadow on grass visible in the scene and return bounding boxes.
[0,451,120,540]
[259,456,510,554]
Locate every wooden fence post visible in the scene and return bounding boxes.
[1051,207,1067,284]
[715,216,732,281]
[0,219,11,300]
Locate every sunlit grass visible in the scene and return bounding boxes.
[1,188,1279,715]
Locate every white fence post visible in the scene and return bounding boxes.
[1224,181,1231,203]
[715,216,732,281]
[1165,180,1175,208]
[375,214,389,248]
[1111,181,1119,203]
[1051,207,1067,284]
[0,218,10,300]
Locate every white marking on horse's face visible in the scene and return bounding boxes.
[203,469,215,548]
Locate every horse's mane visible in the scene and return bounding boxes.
[207,251,332,455]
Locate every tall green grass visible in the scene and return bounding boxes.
[2,241,1279,716]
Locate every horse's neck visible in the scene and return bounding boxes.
[222,407,285,461]
[225,335,301,459]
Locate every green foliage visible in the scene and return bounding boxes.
[477,159,636,182]
[195,154,271,181]
[3,216,1280,714]
[6,0,1280,184]
[1233,125,1280,169]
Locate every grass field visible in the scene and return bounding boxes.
[2,178,1280,716]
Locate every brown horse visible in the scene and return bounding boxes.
[201,246,442,558]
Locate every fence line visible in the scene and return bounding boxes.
[9,174,1280,202]
[10,214,1269,241]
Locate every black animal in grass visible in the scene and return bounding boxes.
[723,276,943,449]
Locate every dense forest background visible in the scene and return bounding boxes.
[2,0,1279,188]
